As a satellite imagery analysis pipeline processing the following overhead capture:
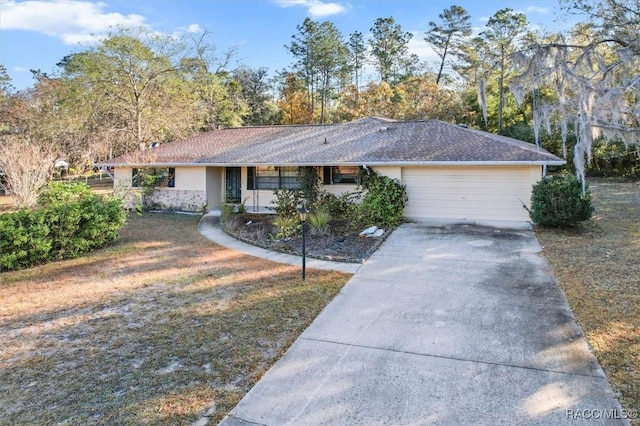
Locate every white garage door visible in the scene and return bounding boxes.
[402,166,542,222]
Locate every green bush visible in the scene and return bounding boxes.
[269,188,303,217]
[527,173,594,227]
[272,215,299,239]
[0,209,52,271]
[308,209,330,235]
[220,203,236,225]
[0,183,126,271]
[316,191,362,221]
[360,170,407,227]
[37,181,93,206]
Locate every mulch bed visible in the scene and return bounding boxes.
[221,213,390,263]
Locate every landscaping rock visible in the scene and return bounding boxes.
[359,225,378,236]
[370,229,385,237]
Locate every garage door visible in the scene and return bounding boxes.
[402,166,541,221]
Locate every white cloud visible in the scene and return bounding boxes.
[0,0,147,44]
[307,2,347,17]
[273,0,350,18]
[187,24,202,33]
[524,6,549,14]
[407,32,438,65]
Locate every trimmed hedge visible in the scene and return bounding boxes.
[0,183,126,271]
[527,173,594,227]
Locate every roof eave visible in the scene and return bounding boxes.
[356,160,567,166]
[98,160,566,168]
[97,162,202,168]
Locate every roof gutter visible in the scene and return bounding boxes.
[99,160,566,168]
[341,160,567,167]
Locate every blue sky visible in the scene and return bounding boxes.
[0,0,569,91]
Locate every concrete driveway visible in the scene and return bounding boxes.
[219,222,626,425]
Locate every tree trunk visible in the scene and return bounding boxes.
[136,94,144,150]
[497,46,505,133]
[435,38,451,86]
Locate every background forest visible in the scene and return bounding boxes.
[1,0,638,187]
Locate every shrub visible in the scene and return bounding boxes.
[0,209,52,270]
[269,188,303,217]
[527,173,594,227]
[308,209,330,235]
[317,191,362,221]
[360,170,407,227]
[220,203,236,225]
[38,181,93,206]
[272,215,299,239]
[0,183,126,271]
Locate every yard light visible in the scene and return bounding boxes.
[298,205,308,280]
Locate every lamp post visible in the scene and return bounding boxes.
[298,205,308,280]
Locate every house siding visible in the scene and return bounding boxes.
[114,164,544,219]
[372,166,402,181]
[206,167,224,210]
[113,166,207,212]
[175,167,206,191]
[401,165,542,222]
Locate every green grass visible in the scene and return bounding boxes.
[0,213,351,425]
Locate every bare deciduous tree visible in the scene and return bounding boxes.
[0,137,56,208]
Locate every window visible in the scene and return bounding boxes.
[132,168,175,188]
[247,166,299,190]
[323,166,360,184]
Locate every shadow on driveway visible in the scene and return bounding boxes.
[219,222,627,426]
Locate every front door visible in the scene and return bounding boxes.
[225,167,241,203]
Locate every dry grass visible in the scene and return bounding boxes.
[536,178,640,420]
[0,194,15,212]
[0,213,351,425]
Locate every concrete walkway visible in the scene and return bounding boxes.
[200,218,626,425]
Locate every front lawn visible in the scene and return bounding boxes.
[536,178,640,420]
[0,213,351,425]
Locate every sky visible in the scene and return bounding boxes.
[0,0,572,91]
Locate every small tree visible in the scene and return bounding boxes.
[527,173,594,227]
[0,137,56,208]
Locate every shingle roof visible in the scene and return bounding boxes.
[101,117,565,166]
